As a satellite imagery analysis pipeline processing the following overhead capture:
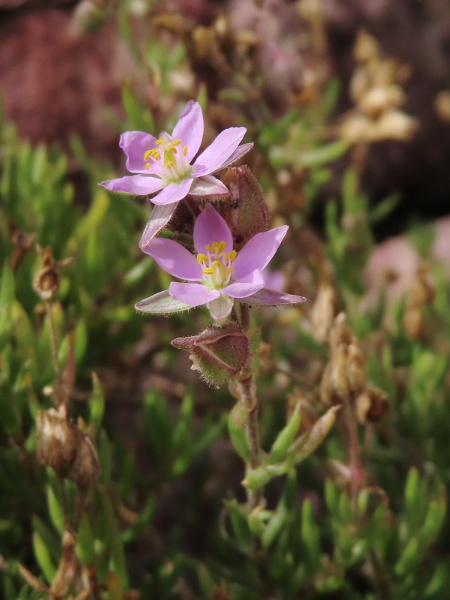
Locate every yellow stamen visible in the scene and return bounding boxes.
[155,138,165,145]
[225,250,236,261]
[203,267,214,275]
[197,254,208,264]
[182,145,188,156]
[144,149,161,161]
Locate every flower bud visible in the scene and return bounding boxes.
[219,166,269,249]
[311,282,339,343]
[67,428,100,489]
[172,324,250,386]
[346,342,367,395]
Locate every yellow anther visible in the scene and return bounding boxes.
[197,254,208,264]
[144,149,160,161]
[203,267,214,275]
[155,138,165,145]
[225,250,237,262]
[205,244,212,253]
[182,145,188,156]
[171,139,181,147]
[218,241,226,253]
[145,163,151,170]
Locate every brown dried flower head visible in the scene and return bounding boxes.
[33,246,73,302]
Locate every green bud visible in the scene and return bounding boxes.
[172,324,249,386]
[228,402,251,461]
[290,406,340,464]
[268,402,301,463]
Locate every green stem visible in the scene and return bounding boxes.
[235,303,264,510]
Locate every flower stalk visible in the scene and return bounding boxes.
[234,302,264,510]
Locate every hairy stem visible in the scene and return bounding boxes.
[235,303,264,509]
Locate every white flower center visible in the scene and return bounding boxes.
[196,241,237,289]
[144,135,193,183]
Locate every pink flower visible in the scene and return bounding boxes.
[135,204,306,321]
[100,101,252,245]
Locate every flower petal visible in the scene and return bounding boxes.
[207,295,234,321]
[238,289,307,306]
[192,127,247,176]
[100,175,164,196]
[169,282,220,306]
[172,100,204,161]
[219,142,254,169]
[142,238,202,281]
[135,289,192,314]
[233,226,288,280]
[193,204,233,254]
[189,175,229,196]
[120,131,158,173]
[139,203,178,249]
[223,270,265,298]
[151,179,194,205]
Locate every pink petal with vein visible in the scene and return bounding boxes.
[169,282,220,306]
[139,203,178,249]
[193,204,233,254]
[239,289,307,306]
[234,226,288,280]
[207,295,234,321]
[151,179,194,205]
[223,270,265,298]
[142,238,202,281]
[189,175,229,196]
[120,131,158,173]
[219,142,254,169]
[172,100,204,161]
[100,175,164,196]
[192,127,247,176]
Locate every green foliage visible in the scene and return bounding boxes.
[1,11,450,600]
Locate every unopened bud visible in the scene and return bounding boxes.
[67,428,100,489]
[219,166,269,249]
[328,313,353,350]
[172,324,250,386]
[356,388,389,425]
[329,344,350,400]
[311,282,339,343]
[346,342,367,395]
[404,264,435,340]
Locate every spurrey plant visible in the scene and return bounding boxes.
[101,100,338,509]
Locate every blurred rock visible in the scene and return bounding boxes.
[0,4,130,163]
